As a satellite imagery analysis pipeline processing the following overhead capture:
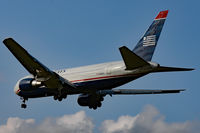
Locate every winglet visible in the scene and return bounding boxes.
[155,10,169,20]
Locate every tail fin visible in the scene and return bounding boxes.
[133,10,169,61]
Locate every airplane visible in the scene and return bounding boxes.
[3,10,194,110]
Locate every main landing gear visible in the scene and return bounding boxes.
[21,97,28,109]
[53,94,67,101]
[89,97,104,110]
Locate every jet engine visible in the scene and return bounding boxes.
[77,94,104,110]
[19,78,42,91]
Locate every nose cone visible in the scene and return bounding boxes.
[14,80,21,95]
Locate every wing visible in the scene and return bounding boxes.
[3,38,76,91]
[97,89,185,95]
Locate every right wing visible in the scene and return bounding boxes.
[97,89,185,95]
[3,38,76,92]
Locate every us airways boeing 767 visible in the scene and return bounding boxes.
[3,10,193,109]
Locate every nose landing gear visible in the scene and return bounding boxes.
[21,103,27,108]
[20,97,28,109]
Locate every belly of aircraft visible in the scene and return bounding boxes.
[73,74,146,91]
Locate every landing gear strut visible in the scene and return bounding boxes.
[21,97,27,109]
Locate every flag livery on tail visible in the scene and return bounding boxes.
[133,10,169,61]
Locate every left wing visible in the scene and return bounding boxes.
[3,38,76,92]
[97,89,185,95]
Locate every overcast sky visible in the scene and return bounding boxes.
[0,0,199,132]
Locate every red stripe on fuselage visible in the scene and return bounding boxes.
[70,74,140,83]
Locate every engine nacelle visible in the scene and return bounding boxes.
[77,94,104,109]
[19,78,42,91]
[31,80,42,86]
[77,94,91,106]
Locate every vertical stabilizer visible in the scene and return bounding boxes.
[133,10,168,61]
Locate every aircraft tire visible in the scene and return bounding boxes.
[21,104,27,109]
[93,106,97,110]
[63,95,67,99]
[100,97,104,101]
[97,102,102,107]
[58,97,62,101]
[54,95,58,100]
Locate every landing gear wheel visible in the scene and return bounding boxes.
[21,103,27,108]
[100,97,104,101]
[93,106,97,110]
[20,97,28,109]
[97,102,102,107]
[54,90,67,101]
[58,97,63,101]
[63,95,67,99]
[53,95,58,100]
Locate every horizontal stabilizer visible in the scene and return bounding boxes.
[152,66,194,73]
[119,46,149,70]
[97,89,185,95]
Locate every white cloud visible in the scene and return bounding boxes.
[0,117,34,133]
[100,105,200,133]
[0,111,94,133]
[0,105,200,133]
[101,115,139,133]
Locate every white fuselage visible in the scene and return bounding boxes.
[14,61,158,98]
[58,61,157,82]
[14,60,157,97]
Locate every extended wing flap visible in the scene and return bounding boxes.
[97,89,185,95]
